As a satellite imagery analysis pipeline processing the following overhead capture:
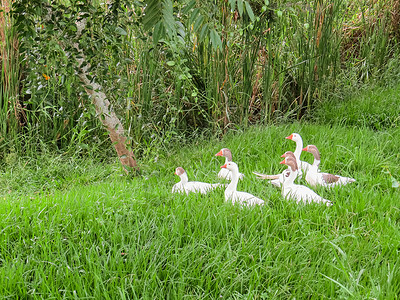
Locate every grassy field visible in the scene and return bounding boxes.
[0,88,400,298]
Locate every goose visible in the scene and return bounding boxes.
[172,167,224,195]
[302,145,356,187]
[253,151,296,187]
[215,148,244,180]
[279,156,332,206]
[221,161,264,207]
[285,133,312,178]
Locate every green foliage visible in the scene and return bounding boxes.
[3,0,400,160]
[10,0,138,156]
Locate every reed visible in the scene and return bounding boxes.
[0,0,22,153]
[2,0,400,159]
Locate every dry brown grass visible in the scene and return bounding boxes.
[342,0,398,59]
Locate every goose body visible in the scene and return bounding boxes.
[221,161,264,207]
[172,167,223,195]
[286,133,312,178]
[302,145,356,188]
[215,148,244,180]
[280,157,332,207]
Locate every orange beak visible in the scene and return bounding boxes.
[174,171,177,175]
[279,159,285,165]
[285,134,293,140]
[215,150,223,156]
[280,153,286,158]
[302,146,308,152]
[220,164,227,169]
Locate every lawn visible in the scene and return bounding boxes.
[0,86,399,298]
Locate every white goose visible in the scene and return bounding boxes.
[253,151,296,187]
[285,133,312,178]
[280,156,332,207]
[215,148,244,180]
[302,145,356,188]
[221,161,264,207]
[172,167,224,195]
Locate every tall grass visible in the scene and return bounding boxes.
[122,0,399,151]
[0,0,22,154]
[3,0,400,159]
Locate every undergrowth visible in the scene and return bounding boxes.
[0,121,399,298]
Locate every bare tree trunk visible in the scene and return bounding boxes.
[79,74,138,173]
[75,19,138,174]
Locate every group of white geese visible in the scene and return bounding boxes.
[172,133,356,207]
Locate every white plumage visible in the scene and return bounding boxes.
[221,161,264,207]
[302,145,356,188]
[172,167,224,195]
[280,157,332,207]
[215,148,244,181]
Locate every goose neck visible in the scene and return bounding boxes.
[180,173,189,184]
[294,139,303,161]
[226,169,239,192]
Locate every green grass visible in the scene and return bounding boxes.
[0,121,399,298]
[312,84,400,131]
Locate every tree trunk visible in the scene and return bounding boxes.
[75,19,138,174]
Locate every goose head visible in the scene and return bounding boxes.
[215,148,233,161]
[302,145,321,160]
[174,167,188,183]
[285,133,302,144]
[174,167,186,176]
[279,156,298,172]
[280,151,296,160]
[220,161,239,172]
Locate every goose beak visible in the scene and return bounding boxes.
[280,153,286,158]
[174,171,177,175]
[220,164,227,169]
[285,134,293,140]
[215,150,223,156]
[279,160,285,165]
[302,146,308,152]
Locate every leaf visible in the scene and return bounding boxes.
[189,8,200,24]
[199,24,208,42]
[143,0,162,32]
[210,29,222,51]
[162,0,176,38]
[153,21,165,45]
[182,0,196,14]
[237,0,243,17]
[229,0,237,12]
[277,10,283,18]
[176,21,185,38]
[115,27,127,36]
[244,1,255,22]
[166,61,175,66]
[193,15,204,32]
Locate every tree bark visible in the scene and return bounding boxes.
[75,19,138,174]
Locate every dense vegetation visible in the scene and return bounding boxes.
[0,2,399,297]
[0,85,399,297]
[1,0,400,160]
